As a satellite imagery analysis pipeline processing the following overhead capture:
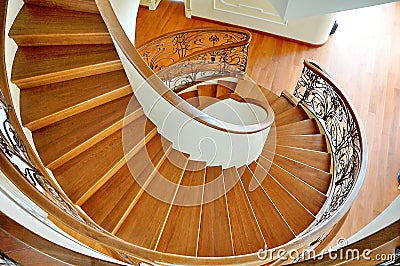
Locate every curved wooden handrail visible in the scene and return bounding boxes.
[138,27,251,48]
[95,0,272,134]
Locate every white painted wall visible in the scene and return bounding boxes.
[186,0,335,45]
[202,98,267,125]
[4,0,43,163]
[109,0,140,43]
[5,0,23,120]
[269,0,400,20]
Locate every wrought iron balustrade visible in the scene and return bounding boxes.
[137,28,250,75]
[292,59,367,261]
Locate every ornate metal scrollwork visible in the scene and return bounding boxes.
[293,63,362,225]
[0,251,20,266]
[158,59,244,92]
[138,29,249,76]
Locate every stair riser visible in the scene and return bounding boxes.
[11,35,112,46]
[76,126,157,206]
[14,62,123,89]
[23,86,132,131]
[24,0,99,13]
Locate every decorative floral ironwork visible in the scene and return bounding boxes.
[0,251,20,266]
[0,89,101,231]
[158,59,244,92]
[293,63,363,225]
[138,29,249,74]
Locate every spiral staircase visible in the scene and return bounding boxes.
[0,0,367,265]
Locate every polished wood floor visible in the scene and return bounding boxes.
[136,1,400,245]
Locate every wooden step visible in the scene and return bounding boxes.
[241,165,295,248]
[115,149,189,249]
[276,134,328,152]
[81,164,138,230]
[269,97,294,115]
[272,145,331,172]
[259,85,280,103]
[81,133,168,232]
[274,106,309,127]
[216,82,235,97]
[198,166,234,257]
[248,163,315,235]
[156,161,206,256]
[21,70,131,131]
[24,0,99,13]
[197,84,217,106]
[266,163,327,215]
[12,44,122,89]
[234,79,267,103]
[260,154,332,194]
[9,4,110,46]
[52,115,153,204]
[32,95,138,169]
[78,119,157,206]
[223,167,265,255]
[276,119,320,136]
[217,80,237,92]
[178,90,200,107]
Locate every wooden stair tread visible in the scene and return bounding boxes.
[21,70,131,131]
[197,84,217,106]
[276,134,328,152]
[272,145,331,172]
[9,4,110,46]
[81,133,166,232]
[276,119,320,136]
[178,90,200,107]
[24,0,99,13]
[198,166,234,257]
[269,97,294,115]
[224,168,265,255]
[248,163,315,235]
[259,85,280,103]
[266,163,327,215]
[217,80,237,92]
[52,115,152,203]
[216,82,235,97]
[261,154,332,194]
[12,44,121,88]
[274,106,309,127]
[234,79,267,103]
[109,134,171,232]
[116,149,189,249]
[53,129,126,204]
[156,161,206,256]
[32,95,138,169]
[81,164,136,229]
[241,166,295,248]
